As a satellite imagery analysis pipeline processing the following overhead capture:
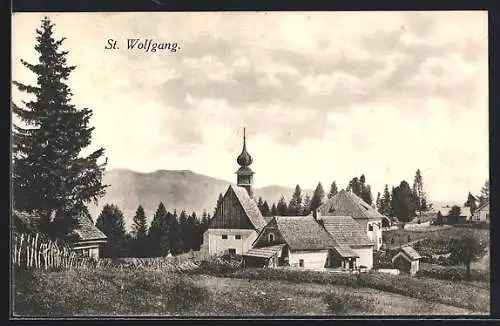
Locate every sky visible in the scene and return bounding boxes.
[11,11,489,203]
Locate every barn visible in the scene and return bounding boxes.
[245,216,359,271]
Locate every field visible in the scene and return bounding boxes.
[12,265,489,317]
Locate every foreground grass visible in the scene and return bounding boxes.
[12,266,485,317]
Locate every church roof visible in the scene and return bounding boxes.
[320,215,373,247]
[318,190,385,220]
[230,185,267,231]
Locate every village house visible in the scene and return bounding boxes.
[245,216,359,271]
[200,129,267,256]
[392,246,422,276]
[317,189,387,250]
[472,200,489,222]
[317,215,375,269]
[12,209,107,259]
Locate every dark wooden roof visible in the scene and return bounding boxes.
[318,190,385,220]
[320,215,373,247]
[230,185,267,231]
[71,214,107,242]
[244,244,286,258]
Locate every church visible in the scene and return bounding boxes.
[200,129,267,256]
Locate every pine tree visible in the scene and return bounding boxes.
[479,180,489,206]
[261,201,271,217]
[257,197,264,214]
[270,203,278,216]
[148,202,169,257]
[376,192,381,212]
[12,17,107,228]
[131,205,148,257]
[327,181,338,199]
[310,182,325,213]
[302,193,312,216]
[276,196,288,216]
[185,212,201,251]
[412,169,428,216]
[95,204,127,258]
[178,209,188,252]
[288,185,303,216]
[167,211,183,255]
[381,184,391,216]
[201,210,210,232]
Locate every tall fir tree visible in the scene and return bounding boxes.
[96,204,128,258]
[276,196,288,216]
[479,180,489,205]
[412,169,428,216]
[302,193,312,216]
[380,184,392,216]
[261,200,271,217]
[270,202,278,216]
[12,17,107,229]
[131,205,148,257]
[376,192,381,212]
[257,197,264,212]
[310,182,325,214]
[148,202,169,257]
[327,181,338,199]
[167,211,183,255]
[178,209,188,252]
[201,210,210,232]
[288,185,303,216]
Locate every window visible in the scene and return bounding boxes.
[299,259,304,268]
[235,234,241,240]
[368,224,373,231]
[228,249,236,255]
[268,233,275,243]
[222,234,228,239]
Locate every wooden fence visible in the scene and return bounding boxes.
[12,232,95,270]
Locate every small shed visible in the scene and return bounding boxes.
[392,246,422,276]
[68,213,107,259]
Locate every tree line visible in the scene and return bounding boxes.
[95,203,211,258]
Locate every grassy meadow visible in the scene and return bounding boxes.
[12,264,489,317]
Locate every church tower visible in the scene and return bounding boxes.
[236,127,254,198]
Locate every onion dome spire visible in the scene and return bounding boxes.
[237,127,253,167]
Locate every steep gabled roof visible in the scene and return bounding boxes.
[318,190,385,220]
[273,216,337,251]
[230,185,267,231]
[320,216,373,247]
[71,214,107,242]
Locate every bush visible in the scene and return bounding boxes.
[324,292,370,315]
[196,254,244,276]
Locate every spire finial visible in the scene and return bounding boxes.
[237,127,252,167]
[243,127,246,148]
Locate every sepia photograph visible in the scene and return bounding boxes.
[11,11,490,317]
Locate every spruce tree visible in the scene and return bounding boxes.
[310,182,325,213]
[376,192,381,212]
[381,185,391,216]
[12,17,107,227]
[257,197,264,214]
[327,181,338,199]
[276,196,288,216]
[167,211,183,255]
[479,180,489,206]
[412,169,428,216]
[148,202,169,257]
[302,193,312,216]
[131,205,148,257]
[270,202,278,216]
[95,204,127,258]
[261,200,271,217]
[464,192,478,215]
[178,209,188,252]
[288,185,303,216]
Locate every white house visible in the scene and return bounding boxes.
[245,216,359,271]
[317,215,375,269]
[318,190,385,250]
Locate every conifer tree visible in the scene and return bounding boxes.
[178,209,188,252]
[479,180,489,206]
[310,182,325,213]
[201,210,210,232]
[327,181,338,199]
[261,200,271,216]
[376,192,381,212]
[412,169,428,216]
[167,211,183,255]
[464,192,478,215]
[148,202,169,257]
[270,202,278,216]
[302,193,312,216]
[131,205,148,257]
[276,196,288,216]
[257,197,264,214]
[12,17,107,228]
[96,204,127,258]
[185,212,201,250]
[288,185,303,216]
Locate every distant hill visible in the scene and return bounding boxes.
[87,169,305,230]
